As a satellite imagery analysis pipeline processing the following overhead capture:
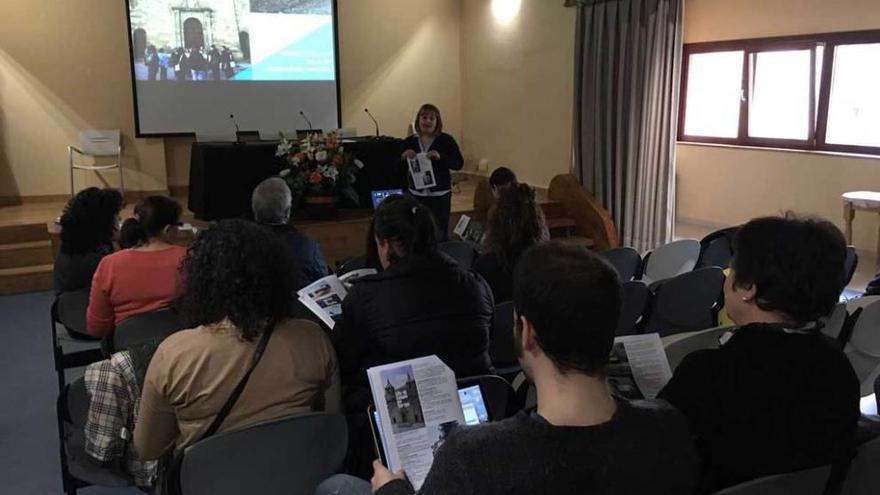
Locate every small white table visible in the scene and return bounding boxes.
[842,191,880,269]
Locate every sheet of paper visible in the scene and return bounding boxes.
[408,153,437,190]
[612,333,673,399]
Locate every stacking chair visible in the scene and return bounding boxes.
[696,226,738,270]
[843,246,859,288]
[68,130,124,195]
[820,303,849,342]
[457,375,515,420]
[107,307,185,356]
[488,301,518,377]
[598,247,642,281]
[841,436,880,495]
[843,300,880,395]
[337,255,367,275]
[616,281,649,336]
[177,413,347,495]
[711,465,831,495]
[662,325,734,372]
[51,289,103,402]
[438,240,477,269]
[640,239,700,285]
[643,267,725,337]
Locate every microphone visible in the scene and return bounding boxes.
[299,110,313,131]
[364,108,380,137]
[229,113,241,136]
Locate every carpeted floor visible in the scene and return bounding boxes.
[0,290,140,494]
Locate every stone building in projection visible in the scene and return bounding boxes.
[128,0,251,60]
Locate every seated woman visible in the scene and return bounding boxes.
[134,219,339,461]
[86,196,186,338]
[488,166,518,199]
[473,183,549,303]
[658,214,860,494]
[54,187,124,294]
[333,194,494,410]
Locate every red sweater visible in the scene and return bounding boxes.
[87,246,187,337]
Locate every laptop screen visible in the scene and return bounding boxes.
[458,385,490,425]
[371,189,403,209]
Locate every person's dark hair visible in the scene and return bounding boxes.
[731,214,846,325]
[415,103,443,135]
[179,219,293,341]
[513,242,621,376]
[373,194,438,262]
[489,167,517,191]
[484,183,549,271]
[126,196,182,242]
[59,187,124,255]
[118,218,146,249]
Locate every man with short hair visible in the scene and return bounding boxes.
[488,166,517,199]
[252,177,328,289]
[318,241,698,495]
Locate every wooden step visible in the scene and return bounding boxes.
[546,217,577,230]
[0,264,54,295]
[0,240,53,269]
[0,223,51,244]
[555,235,596,249]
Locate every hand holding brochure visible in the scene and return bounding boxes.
[407,153,437,190]
[452,214,483,244]
[368,356,464,490]
[296,269,377,329]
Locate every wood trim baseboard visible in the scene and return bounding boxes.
[0,190,170,206]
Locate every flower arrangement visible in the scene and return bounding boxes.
[276,132,361,206]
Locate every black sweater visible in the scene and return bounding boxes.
[399,133,464,193]
[377,399,699,495]
[658,323,860,494]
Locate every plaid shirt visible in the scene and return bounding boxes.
[84,351,157,486]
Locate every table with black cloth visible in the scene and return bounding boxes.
[187,137,405,221]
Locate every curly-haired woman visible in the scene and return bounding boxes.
[54,187,124,294]
[473,183,549,303]
[134,219,339,460]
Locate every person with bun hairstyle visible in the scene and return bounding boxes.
[87,196,186,338]
[400,103,464,241]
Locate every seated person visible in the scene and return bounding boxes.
[473,183,548,302]
[134,219,339,460]
[333,194,494,410]
[319,242,699,495]
[54,187,124,294]
[87,196,186,338]
[658,215,861,494]
[252,177,329,288]
[488,166,517,199]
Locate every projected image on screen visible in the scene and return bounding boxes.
[129,0,335,82]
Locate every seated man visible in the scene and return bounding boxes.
[252,177,328,288]
[320,241,699,495]
[488,166,517,199]
[658,215,860,493]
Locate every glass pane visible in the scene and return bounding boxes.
[749,49,811,140]
[683,51,744,138]
[826,43,880,148]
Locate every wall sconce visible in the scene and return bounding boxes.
[491,0,522,24]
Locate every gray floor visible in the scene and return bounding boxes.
[0,290,140,494]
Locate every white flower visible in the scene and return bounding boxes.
[280,168,291,177]
[275,141,292,157]
[315,150,328,162]
[319,164,339,181]
[354,158,365,169]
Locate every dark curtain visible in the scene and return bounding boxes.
[568,0,682,252]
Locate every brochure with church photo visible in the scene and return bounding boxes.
[408,153,437,190]
[367,355,465,490]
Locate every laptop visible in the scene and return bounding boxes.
[371,189,403,209]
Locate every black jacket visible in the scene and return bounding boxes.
[400,132,464,193]
[268,224,329,289]
[658,323,860,494]
[472,252,514,303]
[333,251,494,410]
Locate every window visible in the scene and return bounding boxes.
[679,30,880,155]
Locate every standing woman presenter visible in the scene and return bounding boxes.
[400,103,463,241]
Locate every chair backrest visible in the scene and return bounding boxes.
[616,281,649,336]
[845,300,880,395]
[489,301,517,368]
[645,266,725,337]
[821,303,849,341]
[598,247,642,281]
[179,413,347,495]
[55,289,91,336]
[336,255,367,275]
[696,226,739,270]
[843,246,859,289]
[663,325,733,372]
[841,435,880,495]
[111,308,185,355]
[79,130,121,156]
[641,238,700,284]
[438,241,477,269]
[712,465,831,495]
[457,374,514,420]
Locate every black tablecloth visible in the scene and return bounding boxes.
[188,137,405,221]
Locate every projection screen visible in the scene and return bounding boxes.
[125,0,340,136]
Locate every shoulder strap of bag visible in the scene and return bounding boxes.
[198,322,275,441]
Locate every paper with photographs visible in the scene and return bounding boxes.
[368,355,465,490]
[607,333,673,400]
[296,274,348,329]
[452,214,483,244]
[408,153,437,190]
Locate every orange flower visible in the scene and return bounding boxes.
[332,154,344,168]
[309,171,323,184]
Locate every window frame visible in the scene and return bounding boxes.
[678,29,880,156]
